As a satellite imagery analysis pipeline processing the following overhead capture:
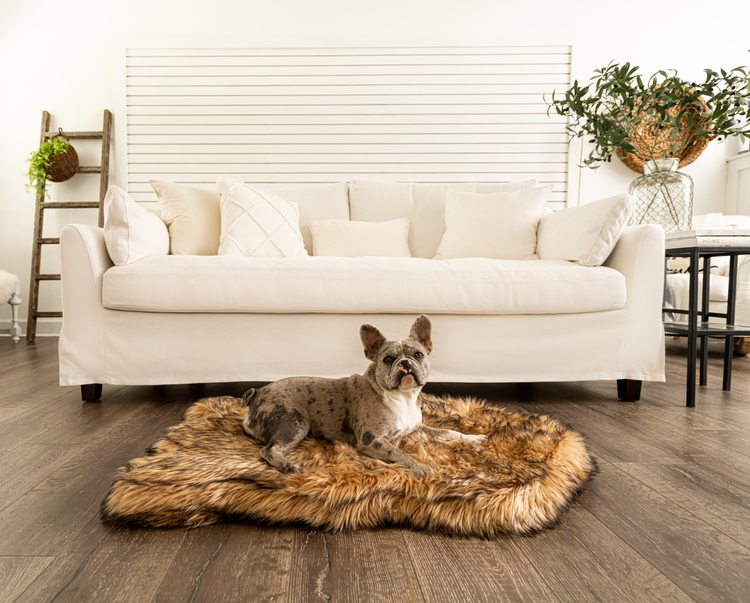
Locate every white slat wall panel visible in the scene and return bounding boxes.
[125,47,572,207]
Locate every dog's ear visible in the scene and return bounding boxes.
[360,324,386,361]
[242,388,257,407]
[409,315,433,354]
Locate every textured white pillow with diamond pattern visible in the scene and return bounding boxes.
[217,177,308,258]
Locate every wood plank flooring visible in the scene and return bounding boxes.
[1,336,749,602]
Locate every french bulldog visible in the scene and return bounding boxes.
[242,315,487,477]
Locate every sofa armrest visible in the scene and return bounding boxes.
[603,224,666,381]
[603,224,665,313]
[60,225,113,306]
[59,225,113,386]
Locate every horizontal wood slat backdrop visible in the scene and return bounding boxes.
[125,46,572,207]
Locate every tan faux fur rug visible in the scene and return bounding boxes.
[101,394,596,536]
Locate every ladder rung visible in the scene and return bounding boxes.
[45,131,103,139]
[36,274,61,281]
[34,311,63,318]
[78,166,101,174]
[39,238,60,245]
[41,201,100,209]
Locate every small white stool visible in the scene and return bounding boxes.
[0,270,22,343]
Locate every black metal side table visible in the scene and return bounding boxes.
[664,245,750,407]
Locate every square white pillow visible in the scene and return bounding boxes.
[104,186,170,266]
[150,180,221,256]
[536,194,634,266]
[310,219,412,257]
[433,186,553,260]
[217,177,308,258]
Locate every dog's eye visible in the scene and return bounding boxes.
[383,356,395,364]
[415,352,423,359]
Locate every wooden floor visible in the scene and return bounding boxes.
[1,338,750,603]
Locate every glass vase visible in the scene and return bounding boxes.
[628,158,693,233]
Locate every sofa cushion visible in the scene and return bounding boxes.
[349,180,539,259]
[536,194,634,266]
[102,256,626,315]
[149,180,349,255]
[264,182,350,253]
[434,186,553,261]
[310,219,412,257]
[150,180,222,256]
[217,177,308,258]
[103,186,170,266]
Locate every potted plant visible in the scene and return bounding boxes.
[548,62,750,232]
[25,130,79,203]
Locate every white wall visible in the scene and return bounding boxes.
[1,0,749,334]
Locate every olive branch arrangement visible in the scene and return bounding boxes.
[548,62,750,170]
[547,62,750,227]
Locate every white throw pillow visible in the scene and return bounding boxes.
[150,180,349,256]
[104,186,170,266]
[149,180,221,256]
[310,219,412,257]
[349,179,540,258]
[259,183,350,254]
[536,194,634,266]
[217,177,308,258]
[433,186,553,260]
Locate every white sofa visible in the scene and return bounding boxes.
[59,180,666,402]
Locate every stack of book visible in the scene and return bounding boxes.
[665,229,750,249]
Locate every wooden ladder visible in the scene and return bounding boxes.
[26,109,113,343]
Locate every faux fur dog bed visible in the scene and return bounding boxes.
[101,394,596,536]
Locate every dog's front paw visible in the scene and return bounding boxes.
[462,433,488,444]
[282,462,302,474]
[410,462,432,478]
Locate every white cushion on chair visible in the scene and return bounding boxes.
[0,269,18,303]
[103,186,170,266]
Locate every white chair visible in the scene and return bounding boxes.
[665,214,750,354]
[0,270,22,343]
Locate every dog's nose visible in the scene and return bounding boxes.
[399,359,413,372]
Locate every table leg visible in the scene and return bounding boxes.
[723,255,739,391]
[686,249,700,407]
[700,257,711,386]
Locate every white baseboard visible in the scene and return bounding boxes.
[0,319,61,337]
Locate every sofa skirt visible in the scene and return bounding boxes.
[59,309,665,387]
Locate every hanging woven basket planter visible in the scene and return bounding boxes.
[615,89,713,174]
[45,129,79,182]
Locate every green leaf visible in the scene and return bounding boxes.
[25,136,71,202]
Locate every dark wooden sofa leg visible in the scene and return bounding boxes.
[617,379,642,402]
[81,384,102,402]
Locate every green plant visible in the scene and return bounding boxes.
[548,62,750,169]
[25,136,71,202]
